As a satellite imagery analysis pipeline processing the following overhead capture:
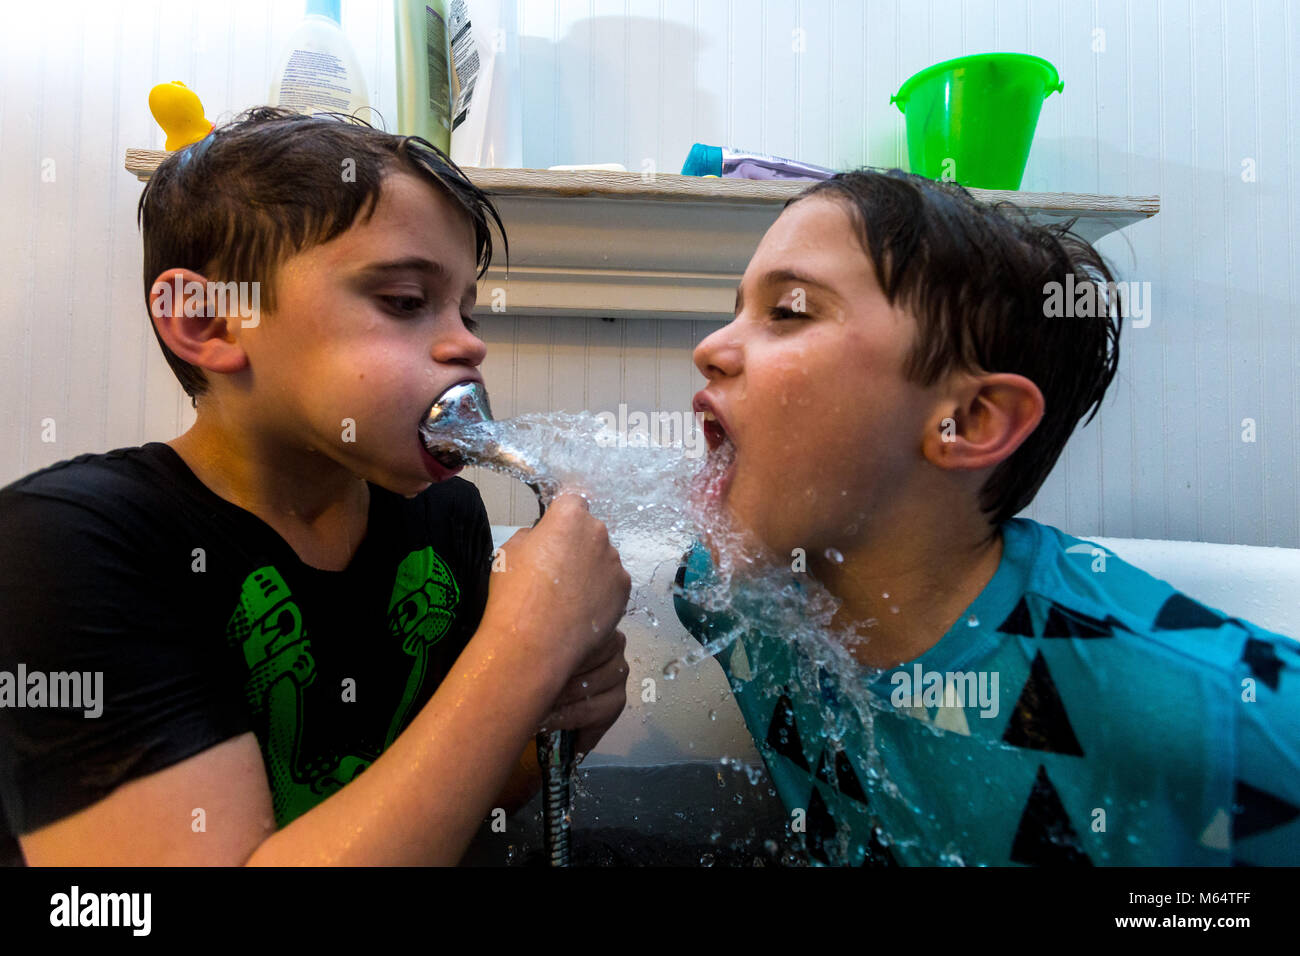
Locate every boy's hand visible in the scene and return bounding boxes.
[540,628,629,759]
[479,493,632,686]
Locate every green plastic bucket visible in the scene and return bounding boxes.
[891,53,1063,190]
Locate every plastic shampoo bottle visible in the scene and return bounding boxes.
[394,0,453,153]
[269,0,371,119]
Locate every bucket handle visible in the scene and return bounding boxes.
[1045,79,1065,99]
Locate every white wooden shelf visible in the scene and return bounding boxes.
[126,148,1159,322]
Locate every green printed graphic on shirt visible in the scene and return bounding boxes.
[225,549,461,827]
[383,547,460,749]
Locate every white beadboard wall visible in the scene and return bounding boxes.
[1,0,1298,546]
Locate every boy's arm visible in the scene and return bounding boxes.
[247,612,581,865]
[19,615,569,866]
[495,744,542,815]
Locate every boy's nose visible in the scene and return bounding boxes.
[693,324,742,380]
[431,317,487,368]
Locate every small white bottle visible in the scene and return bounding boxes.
[269,0,371,119]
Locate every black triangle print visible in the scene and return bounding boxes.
[1002,651,1084,757]
[1232,779,1300,841]
[765,693,810,770]
[1153,593,1225,631]
[1009,765,1093,866]
[1242,638,1284,692]
[814,747,868,804]
[804,786,839,865]
[997,597,1036,636]
[813,748,834,786]
[1041,602,1116,639]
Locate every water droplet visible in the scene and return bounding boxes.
[882,592,890,599]
[889,605,900,614]
[663,661,681,680]
[824,547,844,565]
[708,709,717,720]
[966,614,980,627]
[699,852,715,866]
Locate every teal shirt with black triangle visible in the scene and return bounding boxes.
[673,518,1300,866]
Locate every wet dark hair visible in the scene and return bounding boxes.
[137,107,507,406]
[788,169,1122,529]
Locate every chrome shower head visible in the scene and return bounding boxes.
[419,380,495,469]
[419,380,546,488]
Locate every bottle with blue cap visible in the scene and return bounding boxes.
[681,143,836,182]
[269,0,372,119]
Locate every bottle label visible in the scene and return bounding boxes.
[425,6,451,124]
[279,48,355,112]
[449,0,479,131]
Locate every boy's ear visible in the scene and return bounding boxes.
[149,267,250,375]
[921,372,1045,472]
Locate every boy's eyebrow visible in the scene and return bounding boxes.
[354,256,477,300]
[734,268,841,315]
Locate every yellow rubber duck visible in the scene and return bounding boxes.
[149,81,213,151]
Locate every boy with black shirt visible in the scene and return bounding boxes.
[0,109,632,865]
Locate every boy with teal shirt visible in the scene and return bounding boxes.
[675,170,1300,866]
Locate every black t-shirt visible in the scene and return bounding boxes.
[0,442,492,865]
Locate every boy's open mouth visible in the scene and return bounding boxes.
[693,394,736,453]
[417,378,490,480]
[700,410,729,452]
[417,404,465,481]
[692,393,738,505]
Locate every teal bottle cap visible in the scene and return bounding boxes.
[681,143,723,177]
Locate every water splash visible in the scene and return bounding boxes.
[425,411,1005,865]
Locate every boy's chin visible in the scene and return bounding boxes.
[362,467,434,499]
[402,477,437,498]
[700,516,790,573]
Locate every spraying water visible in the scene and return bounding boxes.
[423,394,1018,866]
